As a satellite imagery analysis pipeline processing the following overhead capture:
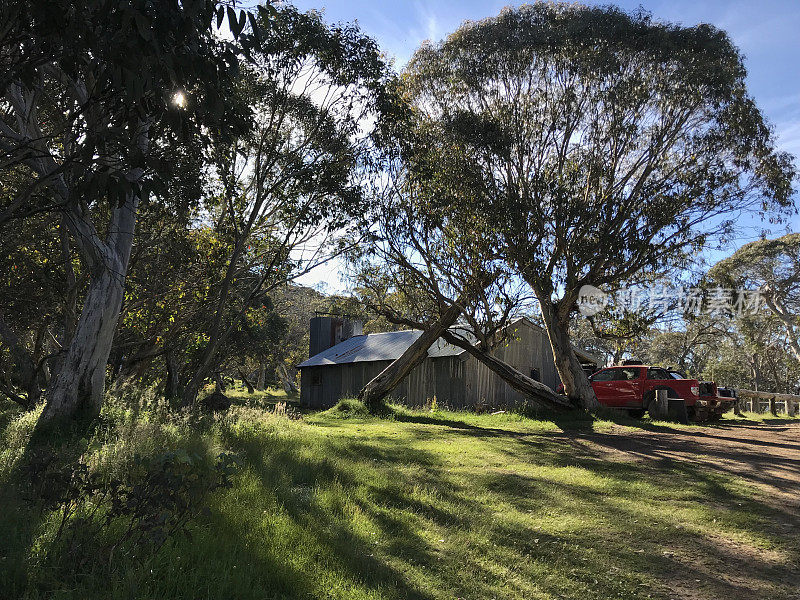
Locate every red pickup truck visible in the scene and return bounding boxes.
[564,365,733,420]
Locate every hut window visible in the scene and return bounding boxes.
[530,368,540,382]
[311,373,322,386]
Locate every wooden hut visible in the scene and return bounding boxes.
[298,316,600,409]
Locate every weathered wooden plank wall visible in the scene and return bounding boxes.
[463,320,560,408]
[300,320,564,409]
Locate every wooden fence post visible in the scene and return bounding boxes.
[737,390,800,416]
[653,389,669,420]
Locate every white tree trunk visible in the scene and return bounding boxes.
[276,363,298,395]
[39,184,141,422]
[40,262,126,421]
[3,81,148,423]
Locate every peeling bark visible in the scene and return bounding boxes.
[40,262,128,421]
[40,171,143,422]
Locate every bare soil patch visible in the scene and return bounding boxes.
[556,420,800,600]
[579,420,800,508]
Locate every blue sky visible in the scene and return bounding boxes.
[288,0,800,290]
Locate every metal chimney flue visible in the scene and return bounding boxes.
[309,315,363,357]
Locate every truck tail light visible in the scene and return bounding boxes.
[690,385,699,397]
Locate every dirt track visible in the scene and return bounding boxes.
[561,420,800,600]
[582,419,800,510]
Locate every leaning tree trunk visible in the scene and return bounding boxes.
[359,299,464,408]
[439,331,573,412]
[537,295,599,411]
[238,367,256,394]
[276,363,298,395]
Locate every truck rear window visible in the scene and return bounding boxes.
[647,368,672,380]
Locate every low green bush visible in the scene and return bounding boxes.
[323,398,371,418]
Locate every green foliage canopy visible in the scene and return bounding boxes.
[401,3,796,303]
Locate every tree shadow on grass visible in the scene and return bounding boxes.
[224,418,784,600]
[5,400,799,600]
[212,425,440,600]
[390,405,686,436]
[0,409,102,599]
[478,462,799,599]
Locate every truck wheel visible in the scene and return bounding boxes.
[643,391,655,416]
[628,409,645,419]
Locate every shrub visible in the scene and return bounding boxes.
[324,398,370,418]
[22,447,240,579]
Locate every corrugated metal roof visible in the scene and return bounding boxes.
[297,317,602,369]
[573,346,603,367]
[298,329,466,368]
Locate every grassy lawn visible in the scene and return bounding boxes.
[1,391,797,600]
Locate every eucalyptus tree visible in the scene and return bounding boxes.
[177,6,392,404]
[702,311,799,393]
[0,0,259,421]
[401,3,796,409]
[581,271,685,365]
[348,164,570,410]
[708,233,800,362]
[638,316,727,377]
